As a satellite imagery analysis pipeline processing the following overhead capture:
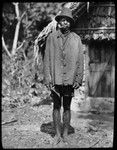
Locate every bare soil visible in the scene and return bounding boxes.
[2,98,114,148]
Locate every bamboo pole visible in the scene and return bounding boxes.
[73,27,115,30]
[93,4,115,7]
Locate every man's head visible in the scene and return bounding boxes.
[57,17,71,30]
[55,8,74,30]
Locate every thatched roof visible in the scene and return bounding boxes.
[73,2,115,40]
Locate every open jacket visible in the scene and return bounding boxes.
[43,29,84,87]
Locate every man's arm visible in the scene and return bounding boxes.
[73,37,84,89]
[43,35,51,87]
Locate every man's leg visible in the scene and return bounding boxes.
[53,109,61,139]
[52,88,62,144]
[62,95,72,143]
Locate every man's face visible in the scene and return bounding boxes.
[58,17,71,29]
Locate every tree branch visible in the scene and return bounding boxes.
[13,2,20,19]
[11,3,26,56]
[12,21,21,55]
[17,40,25,50]
[20,11,26,21]
[2,36,11,58]
[26,20,34,29]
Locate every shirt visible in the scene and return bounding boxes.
[43,29,84,86]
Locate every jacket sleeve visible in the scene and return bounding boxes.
[73,37,84,86]
[43,35,51,85]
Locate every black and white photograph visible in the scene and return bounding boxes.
[2,2,115,148]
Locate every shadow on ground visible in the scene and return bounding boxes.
[74,112,114,129]
[40,121,75,137]
[77,112,114,122]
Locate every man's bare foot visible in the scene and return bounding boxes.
[63,135,71,145]
[52,135,62,145]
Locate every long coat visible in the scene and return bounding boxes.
[43,29,84,87]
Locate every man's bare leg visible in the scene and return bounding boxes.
[62,110,71,144]
[53,109,62,144]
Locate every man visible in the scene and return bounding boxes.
[43,8,84,145]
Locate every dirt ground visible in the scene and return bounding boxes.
[2,98,114,148]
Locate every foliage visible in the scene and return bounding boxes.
[2,45,51,108]
[2,2,63,47]
[2,2,64,108]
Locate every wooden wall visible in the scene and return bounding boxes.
[88,40,115,97]
[72,2,115,98]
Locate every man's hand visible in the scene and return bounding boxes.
[73,82,80,89]
[45,82,53,90]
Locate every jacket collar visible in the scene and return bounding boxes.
[57,29,70,38]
